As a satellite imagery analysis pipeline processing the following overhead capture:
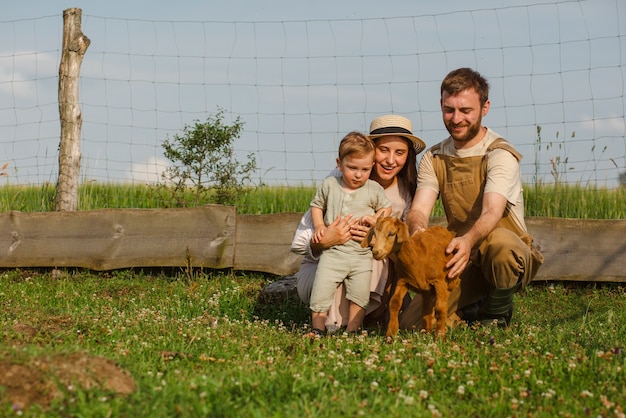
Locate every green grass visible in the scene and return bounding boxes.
[525,183,626,219]
[0,184,624,415]
[0,182,624,218]
[0,269,624,416]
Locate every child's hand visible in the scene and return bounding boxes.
[359,216,375,228]
[312,226,326,244]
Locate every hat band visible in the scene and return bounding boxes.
[370,126,413,136]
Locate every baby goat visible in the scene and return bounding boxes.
[362,216,460,338]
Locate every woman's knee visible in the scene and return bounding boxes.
[295,266,317,304]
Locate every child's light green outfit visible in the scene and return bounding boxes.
[309,176,391,312]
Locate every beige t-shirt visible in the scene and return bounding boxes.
[417,127,527,233]
[381,176,413,221]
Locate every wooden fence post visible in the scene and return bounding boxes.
[56,8,90,211]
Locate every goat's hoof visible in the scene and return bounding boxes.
[385,335,395,344]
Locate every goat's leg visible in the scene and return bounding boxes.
[386,280,409,338]
[447,275,461,291]
[433,281,451,337]
[421,288,436,332]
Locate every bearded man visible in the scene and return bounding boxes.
[402,67,544,329]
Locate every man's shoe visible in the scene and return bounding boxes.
[478,281,521,328]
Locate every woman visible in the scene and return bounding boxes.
[291,114,426,333]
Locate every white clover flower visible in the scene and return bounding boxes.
[428,404,441,417]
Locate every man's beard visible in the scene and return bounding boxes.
[446,117,482,143]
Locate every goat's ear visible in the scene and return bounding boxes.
[396,220,410,242]
[361,226,375,248]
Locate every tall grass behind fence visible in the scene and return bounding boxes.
[0,183,623,219]
[525,184,626,219]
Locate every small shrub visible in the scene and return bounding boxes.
[158,108,259,206]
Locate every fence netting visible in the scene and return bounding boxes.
[1,1,624,199]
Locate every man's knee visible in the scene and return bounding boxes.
[481,229,530,288]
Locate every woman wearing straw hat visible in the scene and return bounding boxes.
[291,114,426,334]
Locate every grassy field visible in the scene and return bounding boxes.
[0,183,624,416]
[0,269,624,417]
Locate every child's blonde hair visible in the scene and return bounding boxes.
[338,131,376,161]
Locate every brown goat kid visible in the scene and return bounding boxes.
[362,217,460,338]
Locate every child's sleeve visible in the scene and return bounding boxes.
[373,182,392,211]
[310,177,330,210]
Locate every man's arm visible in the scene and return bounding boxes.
[444,191,508,278]
[405,188,438,234]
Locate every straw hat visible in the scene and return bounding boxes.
[368,115,426,154]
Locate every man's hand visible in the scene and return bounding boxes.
[445,235,472,278]
[443,192,509,277]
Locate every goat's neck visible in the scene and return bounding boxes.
[392,239,404,255]
[396,238,418,266]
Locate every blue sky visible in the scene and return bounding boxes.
[5,0,565,21]
[2,0,625,187]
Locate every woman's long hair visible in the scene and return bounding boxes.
[398,140,418,201]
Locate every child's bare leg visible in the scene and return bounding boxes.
[346,302,366,332]
[312,311,327,331]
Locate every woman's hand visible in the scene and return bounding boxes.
[349,216,375,243]
[310,214,357,256]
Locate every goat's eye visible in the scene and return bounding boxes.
[387,232,395,238]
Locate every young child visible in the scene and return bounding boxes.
[308,131,392,335]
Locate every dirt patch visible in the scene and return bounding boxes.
[0,352,136,411]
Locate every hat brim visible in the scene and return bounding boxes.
[369,133,426,154]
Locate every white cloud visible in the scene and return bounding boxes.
[580,115,626,136]
[127,156,169,184]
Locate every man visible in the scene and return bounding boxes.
[403,67,543,328]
